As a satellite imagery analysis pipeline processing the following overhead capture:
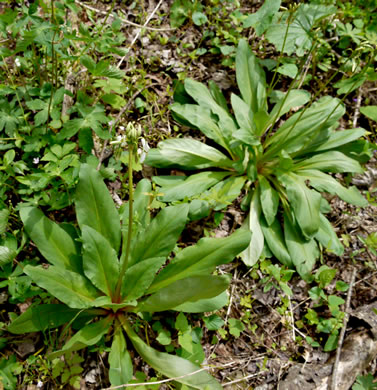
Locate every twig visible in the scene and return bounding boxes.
[224,269,237,325]
[223,372,264,387]
[330,267,357,390]
[117,0,164,68]
[352,88,363,128]
[296,53,312,90]
[75,0,173,31]
[288,296,296,342]
[101,367,207,389]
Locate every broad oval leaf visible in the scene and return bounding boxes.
[265,96,345,156]
[314,214,344,256]
[259,176,279,226]
[309,128,366,153]
[231,93,256,135]
[138,275,231,312]
[260,217,292,267]
[109,328,133,387]
[131,204,189,266]
[279,173,321,238]
[49,318,112,359]
[145,138,234,170]
[173,291,228,313]
[123,318,222,390]
[171,103,229,150]
[0,246,16,267]
[202,175,246,211]
[268,89,311,127]
[148,229,250,293]
[240,189,264,267]
[236,39,267,115]
[360,105,377,122]
[121,257,166,301]
[82,225,119,297]
[24,265,100,309]
[184,78,237,142]
[294,151,364,173]
[20,206,81,272]
[7,304,81,334]
[75,164,121,252]
[283,212,318,279]
[158,171,230,202]
[295,169,367,207]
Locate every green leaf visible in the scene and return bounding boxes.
[148,229,250,293]
[82,225,119,297]
[158,172,230,202]
[324,333,338,352]
[243,0,281,35]
[170,0,191,28]
[277,63,298,78]
[145,138,234,170]
[50,318,111,358]
[228,318,245,337]
[184,78,237,142]
[0,246,16,267]
[76,164,121,252]
[20,206,81,272]
[123,319,222,390]
[101,93,127,109]
[80,54,96,72]
[236,39,267,114]
[131,204,188,266]
[266,96,344,156]
[203,314,224,331]
[265,5,337,56]
[360,106,377,122]
[352,374,377,390]
[240,190,264,267]
[138,275,230,312]
[284,213,319,279]
[109,329,133,387]
[0,355,19,390]
[311,128,366,152]
[121,257,166,301]
[171,103,229,151]
[279,173,321,238]
[296,169,367,207]
[261,217,292,267]
[231,93,256,135]
[172,291,228,313]
[314,214,344,256]
[24,265,100,309]
[132,179,152,228]
[268,89,311,130]
[202,175,246,211]
[192,11,208,26]
[259,176,279,226]
[294,151,364,173]
[0,209,10,235]
[335,74,366,95]
[7,304,80,334]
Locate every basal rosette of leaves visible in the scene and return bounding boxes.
[145,39,369,279]
[7,163,251,389]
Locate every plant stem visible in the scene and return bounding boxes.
[114,147,134,302]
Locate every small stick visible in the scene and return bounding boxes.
[75,0,173,31]
[352,88,362,128]
[101,367,207,389]
[330,267,357,390]
[117,0,164,68]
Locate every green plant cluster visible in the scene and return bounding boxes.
[0,0,376,388]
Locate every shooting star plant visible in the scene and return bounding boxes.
[8,123,251,389]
